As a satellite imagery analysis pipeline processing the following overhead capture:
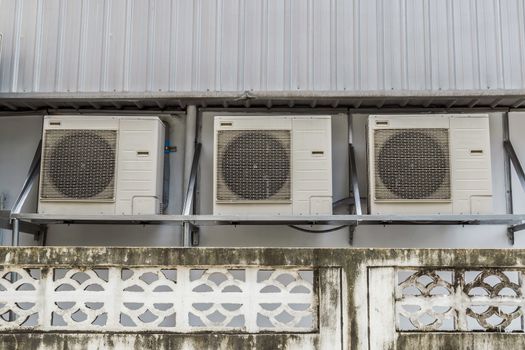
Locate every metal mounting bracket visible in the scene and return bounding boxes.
[349,144,362,216]
[349,224,357,246]
[504,140,525,193]
[507,223,525,245]
[190,224,200,246]
[182,143,202,247]
[10,140,43,246]
[348,114,361,246]
[348,114,362,216]
[503,139,525,245]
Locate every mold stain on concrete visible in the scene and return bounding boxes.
[0,247,524,349]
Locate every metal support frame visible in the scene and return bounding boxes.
[348,114,361,245]
[348,145,361,215]
[505,136,525,244]
[509,223,525,244]
[503,113,513,216]
[5,111,525,247]
[504,141,525,192]
[10,140,45,246]
[13,213,525,226]
[349,224,357,246]
[182,143,202,247]
[0,210,45,237]
[503,113,525,245]
[181,105,199,247]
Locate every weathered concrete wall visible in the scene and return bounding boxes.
[0,247,523,349]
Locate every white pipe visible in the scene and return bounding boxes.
[11,219,19,246]
[182,105,197,247]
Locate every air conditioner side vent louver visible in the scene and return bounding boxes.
[216,129,291,202]
[41,129,117,201]
[374,128,451,200]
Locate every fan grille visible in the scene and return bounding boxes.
[41,129,117,200]
[216,130,291,201]
[374,128,450,200]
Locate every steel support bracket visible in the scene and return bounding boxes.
[349,144,362,216]
[182,143,202,216]
[190,224,200,246]
[1,217,45,236]
[507,227,516,246]
[182,143,202,247]
[34,224,48,244]
[508,223,525,245]
[504,140,525,191]
[182,222,200,247]
[348,115,362,216]
[349,224,357,246]
[348,114,361,247]
[503,138,525,246]
[10,140,42,246]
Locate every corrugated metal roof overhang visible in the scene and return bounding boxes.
[0,90,524,113]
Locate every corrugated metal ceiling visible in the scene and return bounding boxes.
[0,0,524,111]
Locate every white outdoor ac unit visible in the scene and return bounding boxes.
[368,114,493,215]
[38,115,165,215]
[213,115,332,215]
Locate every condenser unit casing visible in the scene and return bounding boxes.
[368,114,493,215]
[38,115,165,215]
[213,115,332,215]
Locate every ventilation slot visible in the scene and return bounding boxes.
[216,130,291,202]
[374,128,450,200]
[41,129,117,201]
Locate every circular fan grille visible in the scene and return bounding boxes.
[46,130,116,199]
[376,130,450,199]
[220,131,290,200]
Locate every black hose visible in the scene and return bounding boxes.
[288,225,348,234]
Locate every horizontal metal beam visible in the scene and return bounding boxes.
[11,213,525,226]
[1,89,525,112]
[1,89,525,100]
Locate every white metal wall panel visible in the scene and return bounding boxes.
[1,0,525,94]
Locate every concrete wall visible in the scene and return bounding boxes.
[0,246,524,350]
[0,111,524,248]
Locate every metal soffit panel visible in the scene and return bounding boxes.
[1,90,525,112]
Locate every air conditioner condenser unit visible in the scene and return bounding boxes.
[368,114,493,215]
[213,115,332,216]
[38,115,165,215]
